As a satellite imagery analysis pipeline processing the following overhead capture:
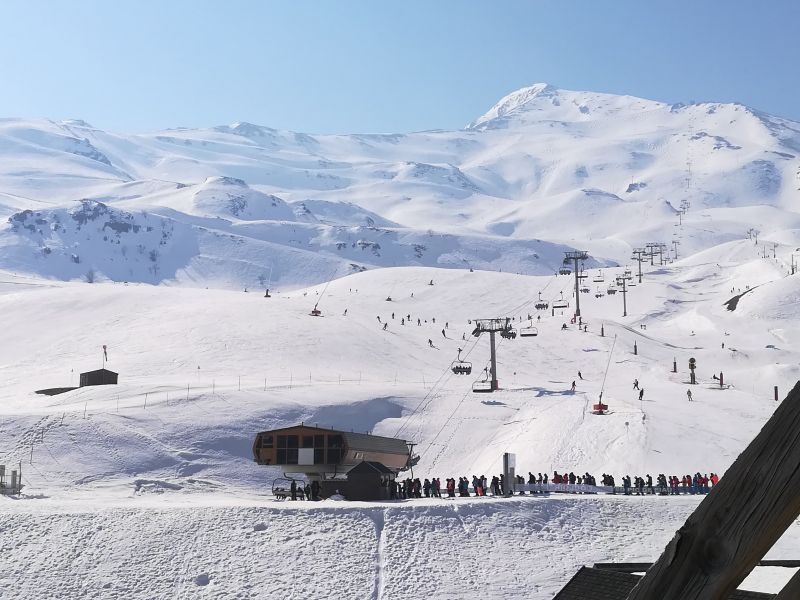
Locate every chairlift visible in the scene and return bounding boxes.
[520,322,539,337]
[558,267,572,275]
[552,291,569,309]
[593,270,604,283]
[580,286,590,293]
[472,369,494,393]
[272,476,301,500]
[607,285,617,295]
[451,360,473,375]
[535,291,549,310]
[595,288,605,298]
[500,326,517,340]
[577,271,588,280]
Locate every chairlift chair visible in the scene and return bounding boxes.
[577,271,588,279]
[272,476,300,500]
[451,360,473,375]
[472,369,494,393]
[552,291,569,309]
[558,267,572,275]
[500,326,517,340]
[535,291,549,310]
[593,270,604,283]
[520,323,539,337]
[580,286,590,293]
[607,285,617,295]
[595,288,605,298]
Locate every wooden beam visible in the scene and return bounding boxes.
[626,380,800,600]
[775,569,800,600]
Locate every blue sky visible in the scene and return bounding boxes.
[1,1,797,133]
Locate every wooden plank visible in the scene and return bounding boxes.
[774,569,800,600]
[626,380,800,600]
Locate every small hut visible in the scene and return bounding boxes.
[79,368,118,387]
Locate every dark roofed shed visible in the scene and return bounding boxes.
[79,368,118,387]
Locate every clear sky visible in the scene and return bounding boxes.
[1,0,797,133]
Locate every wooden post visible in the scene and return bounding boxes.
[625,381,800,600]
[775,569,800,599]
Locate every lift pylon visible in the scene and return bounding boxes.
[471,318,514,393]
[563,251,590,317]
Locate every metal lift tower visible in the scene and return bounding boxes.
[471,318,514,393]
[563,250,590,317]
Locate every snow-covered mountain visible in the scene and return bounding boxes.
[0,84,798,288]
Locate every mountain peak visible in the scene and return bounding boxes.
[467,83,667,130]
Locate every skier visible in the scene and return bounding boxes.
[392,312,395,319]
[571,380,576,392]
[578,371,583,380]
[343,309,348,316]
[633,378,639,390]
[383,323,388,331]
[638,388,644,401]
[401,318,405,325]
[377,316,381,323]
[441,329,446,338]
[687,389,693,401]
[417,318,421,326]
[428,339,434,348]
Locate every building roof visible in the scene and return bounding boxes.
[341,431,409,455]
[554,567,775,600]
[80,368,118,376]
[255,424,409,455]
[348,461,396,476]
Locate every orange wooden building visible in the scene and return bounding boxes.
[252,424,411,476]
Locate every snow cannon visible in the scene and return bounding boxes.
[592,401,609,415]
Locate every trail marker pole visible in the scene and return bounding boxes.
[187,383,190,400]
[83,402,87,419]
[144,393,148,409]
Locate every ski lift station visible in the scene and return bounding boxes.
[252,424,414,500]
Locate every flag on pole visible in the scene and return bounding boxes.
[102,345,108,361]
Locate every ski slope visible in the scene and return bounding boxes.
[2,238,800,597]
[2,83,800,598]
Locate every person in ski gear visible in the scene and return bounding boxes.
[428,339,434,348]
[687,389,693,401]
[383,322,388,330]
[571,381,576,392]
[633,378,639,390]
[638,388,644,401]
[578,371,583,379]
[441,329,446,338]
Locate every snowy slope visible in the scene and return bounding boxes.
[2,84,800,599]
